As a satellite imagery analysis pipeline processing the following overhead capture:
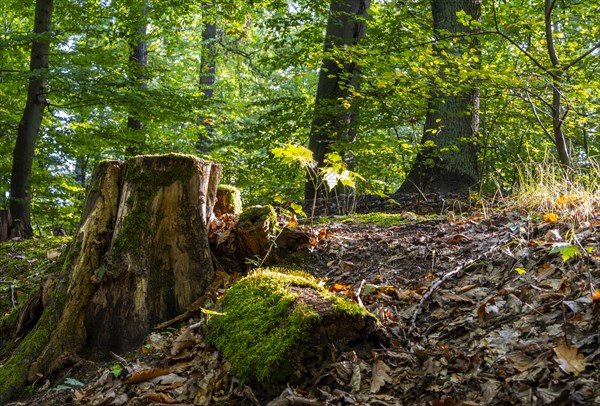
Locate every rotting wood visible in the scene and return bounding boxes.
[0,154,221,403]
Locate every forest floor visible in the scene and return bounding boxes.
[3,194,600,405]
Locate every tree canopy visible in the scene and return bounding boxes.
[1,0,599,234]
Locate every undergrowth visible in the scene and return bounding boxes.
[508,157,600,223]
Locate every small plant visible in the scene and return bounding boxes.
[272,143,362,224]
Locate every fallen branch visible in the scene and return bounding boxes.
[408,233,513,337]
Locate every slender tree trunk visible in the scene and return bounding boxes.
[544,0,570,168]
[400,0,481,194]
[197,1,217,153]
[305,0,369,201]
[126,4,148,156]
[9,0,54,238]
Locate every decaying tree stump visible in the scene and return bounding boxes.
[207,268,384,391]
[236,205,277,260]
[0,154,221,402]
[214,184,242,217]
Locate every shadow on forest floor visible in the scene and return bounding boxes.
[4,194,600,405]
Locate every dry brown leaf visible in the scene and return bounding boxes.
[170,328,199,357]
[553,344,585,376]
[447,234,471,244]
[370,359,391,393]
[125,367,171,384]
[145,391,179,404]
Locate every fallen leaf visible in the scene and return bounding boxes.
[370,359,391,393]
[553,344,585,376]
[146,392,179,404]
[125,367,171,384]
[287,212,298,228]
[330,283,352,293]
[47,251,61,259]
[544,229,563,242]
[447,234,471,244]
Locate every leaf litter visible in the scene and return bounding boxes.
[6,196,600,405]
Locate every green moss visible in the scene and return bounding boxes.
[206,267,371,389]
[238,205,277,231]
[0,237,70,317]
[316,211,430,226]
[0,307,54,403]
[217,184,243,214]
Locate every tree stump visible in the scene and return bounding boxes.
[236,205,277,261]
[213,184,242,217]
[207,268,384,391]
[0,154,221,402]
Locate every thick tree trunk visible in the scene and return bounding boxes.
[305,0,370,201]
[400,0,481,194]
[0,155,221,402]
[9,0,53,238]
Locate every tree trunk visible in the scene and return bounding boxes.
[544,0,570,168]
[0,154,221,402]
[0,210,9,242]
[305,0,370,201]
[197,1,217,153]
[125,4,148,156]
[399,0,481,194]
[9,0,54,238]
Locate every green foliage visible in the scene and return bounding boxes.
[1,0,600,233]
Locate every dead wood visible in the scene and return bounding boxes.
[0,155,221,403]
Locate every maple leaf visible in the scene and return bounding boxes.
[370,359,391,393]
[553,344,585,376]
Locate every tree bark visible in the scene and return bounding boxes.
[9,0,54,238]
[305,0,370,201]
[197,1,217,153]
[125,3,148,156]
[0,155,221,402]
[400,0,481,194]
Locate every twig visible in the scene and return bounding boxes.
[109,351,128,364]
[408,233,513,336]
[356,279,366,308]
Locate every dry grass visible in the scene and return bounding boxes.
[507,158,600,222]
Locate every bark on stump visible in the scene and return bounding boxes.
[0,154,220,402]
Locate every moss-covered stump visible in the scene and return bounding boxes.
[0,154,221,403]
[236,205,277,261]
[206,268,379,391]
[214,184,242,217]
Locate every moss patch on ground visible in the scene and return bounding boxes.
[206,267,371,389]
[0,237,70,318]
[314,211,439,226]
